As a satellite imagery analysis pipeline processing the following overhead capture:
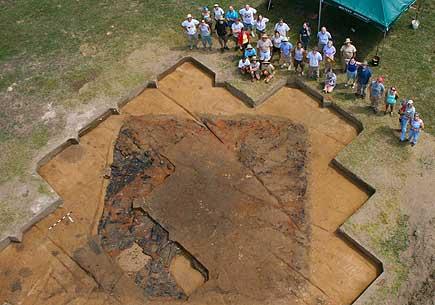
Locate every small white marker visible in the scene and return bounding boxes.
[48,211,74,231]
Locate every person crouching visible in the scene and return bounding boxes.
[261,60,275,83]
[238,56,251,75]
[250,56,261,82]
[244,44,257,59]
[322,68,337,93]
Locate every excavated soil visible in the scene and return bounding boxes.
[98,115,309,302]
[0,62,379,305]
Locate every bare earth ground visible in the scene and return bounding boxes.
[0,63,380,305]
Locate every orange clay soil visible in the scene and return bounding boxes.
[0,62,379,305]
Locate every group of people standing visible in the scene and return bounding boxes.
[180,4,425,145]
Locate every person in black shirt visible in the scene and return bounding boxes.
[215,17,229,52]
[299,22,311,50]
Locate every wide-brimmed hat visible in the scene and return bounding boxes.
[262,60,271,64]
[344,38,352,43]
[214,3,219,7]
[187,14,192,18]
[281,37,288,42]
[246,44,253,49]
[251,56,257,61]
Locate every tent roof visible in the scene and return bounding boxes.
[323,0,415,31]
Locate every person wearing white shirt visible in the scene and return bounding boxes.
[239,4,257,33]
[271,31,282,61]
[274,18,290,37]
[254,14,269,36]
[181,14,199,49]
[238,57,251,74]
[307,47,323,79]
[213,4,225,21]
[231,18,244,49]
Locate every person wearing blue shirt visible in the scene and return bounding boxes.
[317,26,332,53]
[355,61,372,98]
[399,100,416,142]
[244,44,257,59]
[225,5,239,31]
[279,37,293,69]
[369,77,385,113]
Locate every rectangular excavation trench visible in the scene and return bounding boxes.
[0,61,381,305]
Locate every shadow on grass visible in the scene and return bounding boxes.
[377,125,407,148]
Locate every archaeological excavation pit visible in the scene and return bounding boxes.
[0,60,381,305]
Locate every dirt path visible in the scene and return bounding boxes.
[0,62,379,305]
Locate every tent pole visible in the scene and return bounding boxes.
[376,30,387,56]
[317,0,323,32]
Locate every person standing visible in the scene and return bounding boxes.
[231,18,244,49]
[299,22,311,50]
[355,61,372,98]
[307,47,323,80]
[279,37,293,70]
[317,26,332,53]
[271,31,282,63]
[384,86,399,115]
[181,14,199,50]
[213,4,225,23]
[238,56,251,74]
[225,5,239,31]
[239,4,257,35]
[322,40,336,72]
[399,100,415,142]
[254,14,269,37]
[238,27,251,50]
[199,20,212,50]
[215,17,229,51]
[201,7,213,29]
[250,56,261,81]
[408,113,424,146]
[345,56,359,88]
[293,42,305,75]
[274,18,290,37]
[369,76,385,113]
[257,34,273,61]
[340,38,357,72]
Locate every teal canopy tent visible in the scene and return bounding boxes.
[318,0,416,31]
